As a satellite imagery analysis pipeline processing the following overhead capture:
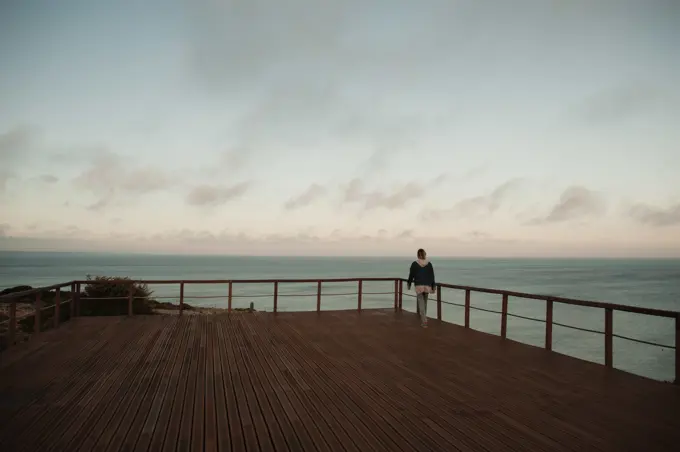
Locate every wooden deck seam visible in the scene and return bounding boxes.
[270,313,440,452]
[52,317,175,452]
[98,317,177,452]
[0,318,149,450]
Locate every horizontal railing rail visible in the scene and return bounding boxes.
[396,279,679,385]
[2,277,679,384]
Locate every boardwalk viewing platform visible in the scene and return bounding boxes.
[1,277,679,451]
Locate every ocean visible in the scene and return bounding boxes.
[1,251,679,382]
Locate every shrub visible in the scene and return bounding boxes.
[80,275,154,315]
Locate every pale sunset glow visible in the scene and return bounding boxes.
[1,0,679,256]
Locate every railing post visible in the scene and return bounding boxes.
[128,283,134,316]
[179,282,185,315]
[398,280,403,311]
[675,314,679,385]
[464,290,471,328]
[545,299,553,351]
[501,293,508,338]
[228,282,233,313]
[54,288,61,328]
[317,281,322,313]
[357,280,362,313]
[35,291,42,334]
[70,282,76,318]
[75,282,81,317]
[394,280,398,312]
[273,281,278,314]
[605,308,613,367]
[436,285,442,322]
[8,302,16,345]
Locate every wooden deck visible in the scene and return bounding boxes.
[0,310,678,452]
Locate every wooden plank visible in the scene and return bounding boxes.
[211,316,231,451]
[175,315,203,451]
[268,315,395,452]
[134,317,192,452]
[2,311,680,451]
[49,318,171,452]
[159,315,199,452]
[147,316,196,452]
[10,319,154,452]
[231,314,277,451]
[203,318,218,452]
[250,314,359,452]
[0,319,129,448]
[96,319,176,452]
[215,315,246,451]
[120,318,185,451]
[275,313,449,452]
[190,316,207,452]
[238,314,318,452]
[232,315,284,451]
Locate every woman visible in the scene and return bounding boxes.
[407,248,436,328]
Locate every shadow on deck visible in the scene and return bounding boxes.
[0,310,678,452]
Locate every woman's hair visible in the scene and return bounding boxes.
[417,248,426,259]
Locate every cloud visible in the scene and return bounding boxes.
[629,202,680,227]
[74,150,173,209]
[284,183,326,210]
[530,186,606,224]
[0,223,9,237]
[576,82,680,124]
[39,174,59,184]
[0,171,15,192]
[422,178,524,220]
[342,179,424,210]
[0,125,37,164]
[0,125,42,191]
[340,174,446,211]
[185,182,250,206]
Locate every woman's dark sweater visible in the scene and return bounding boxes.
[407,259,436,290]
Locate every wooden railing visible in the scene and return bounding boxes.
[398,280,679,385]
[1,277,678,384]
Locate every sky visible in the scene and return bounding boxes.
[1,0,679,257]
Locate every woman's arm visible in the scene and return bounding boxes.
[407,262,416,289]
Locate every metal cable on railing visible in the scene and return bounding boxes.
[468,305,504,315]
[553,321,604,335]
[505,312,544,323]
[611,333,675,349]
[440,300,466,308]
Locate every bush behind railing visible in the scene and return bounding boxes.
[80,275,154,316]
